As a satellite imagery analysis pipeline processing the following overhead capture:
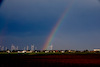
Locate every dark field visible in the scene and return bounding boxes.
[0,54,100,67]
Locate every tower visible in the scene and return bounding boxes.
[11,44,15,51]
[50,44,53,50]
[16,46,18,50]
[0,46,1,50]
[27,45,29,50]
[1,46,4,51]
[31,45,34,51]
[24,47,25,50]
[5,47,7,50]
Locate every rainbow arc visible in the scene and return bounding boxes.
[42,0,74,50]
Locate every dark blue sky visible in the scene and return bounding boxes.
[0,0,100,50]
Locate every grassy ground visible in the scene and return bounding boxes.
[0,52,100,55]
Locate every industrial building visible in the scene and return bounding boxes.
[94,48,100,52]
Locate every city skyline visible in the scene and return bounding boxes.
[0,0,100,50]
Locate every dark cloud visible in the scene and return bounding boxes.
[0,0,3,6]
[0,0,100,50]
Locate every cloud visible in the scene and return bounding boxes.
[0,0,3,7]
[52,31,100,50]
[0,35,47,50]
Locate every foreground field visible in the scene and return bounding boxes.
[0,54,100,67]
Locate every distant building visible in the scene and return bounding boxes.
[45,50,49,53]
[7,50,10,53]
[61,51,65,53]
[31,45,34,51]
[18,50,26,53]
[94,48,100,51]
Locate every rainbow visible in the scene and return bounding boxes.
[42,1,74,50]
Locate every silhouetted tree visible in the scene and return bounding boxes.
[83,50,89,52]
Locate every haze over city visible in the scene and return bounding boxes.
[0,0,100,50]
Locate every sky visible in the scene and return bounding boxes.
[0,0,100,50]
